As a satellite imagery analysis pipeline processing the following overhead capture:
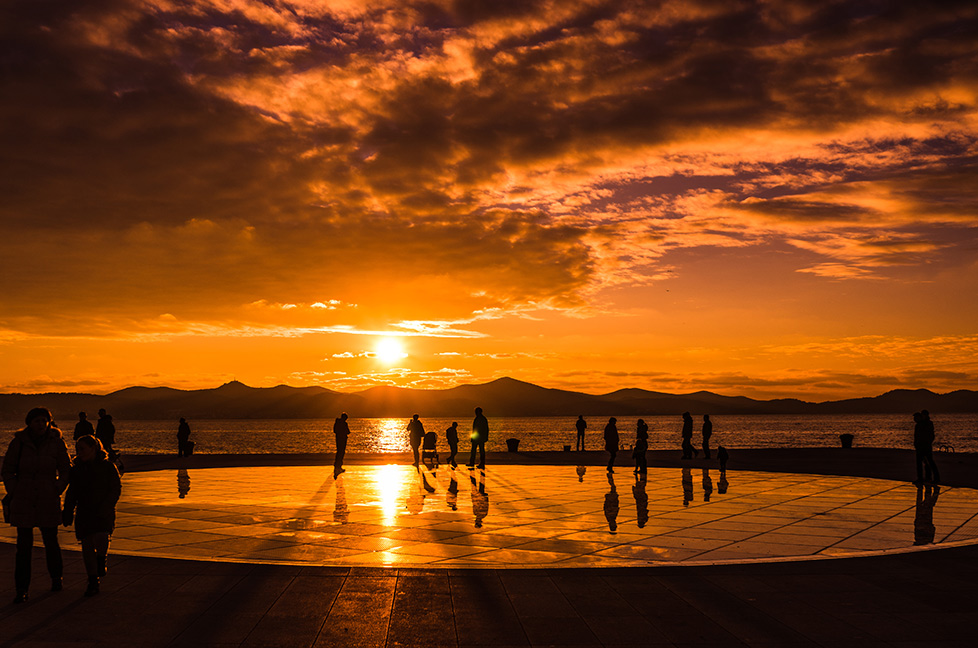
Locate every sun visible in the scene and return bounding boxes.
[374,337,407,364]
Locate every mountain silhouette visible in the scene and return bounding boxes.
[1,379,975,421]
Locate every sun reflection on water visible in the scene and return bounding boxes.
[373,418,408,452]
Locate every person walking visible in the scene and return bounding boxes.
[445,422,459,468]
[406,414,425,468]
[62,435,122,596]
[575,415,587,451]
[913,410,940,485]
[701,414,713,460]
[2,408,71,604]
[469,407,488,469]
[604,417,619,472]
[633,419,648,474]
[177,417,192,457]
[680,412,694,459]
[333,412,350,478]
[73,412,95,441]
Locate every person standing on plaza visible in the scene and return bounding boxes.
[62,435,122,596]
[333,412,350,478]
[2,407,71,604]
[575,415,587,451]
[73,412,95,441]
[680,412,694,459]
[913,410,940,485]
[633,419,648,475]
[95,408,116,459]
[604,417,619,472]
[406,414,425,468]
[177,417,192,457]
[701,414,713,460]
[445,421,459,468]
[469,407,488,470]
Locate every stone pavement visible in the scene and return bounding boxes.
[1,541,976,647]
[1,450,977,647]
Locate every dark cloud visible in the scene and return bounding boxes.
[2,0,976,335]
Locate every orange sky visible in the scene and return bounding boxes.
[2,0,977,400]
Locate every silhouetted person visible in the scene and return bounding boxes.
[177,468,190,498]
[333,412,350,478]
[2,407,71,604]
[633,419,648,474]
[469,407,488,469]
[914,484,941,545]
[95,408,116,459]
[73,412,94,441]
[604,472,619,533]
[717,445,729,475]
[604,417,619,472]
[718,470,729,495]
[702,468,713,502]
[575,415,587,451]
[682,467,693,506]
[576,465,586,482]
[406,414,425,468]
[446,421,459,467]
[913,410,940,485]
[632,473,648,528]
[470,469,489,527]
[702,414,713,459]
[63,435,121,597]
[177,417,192,457]
[680,412,694,459]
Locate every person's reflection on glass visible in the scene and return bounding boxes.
[718,470,729,495]
[406,472,428,514]
[177,468,190,499]
[604,472,619,533]
[632,473,648,528]
[446,468,459,511]
[333,475,349,524]
[421,467,436,493]
[914,484,941,546]
[702,468,713,502]
[682,467,693,506]
[470,469,489,527]
[576,465,586,482]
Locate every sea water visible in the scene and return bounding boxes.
[9,414,977,455]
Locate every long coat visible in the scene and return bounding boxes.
[63,454,122,540]
[2,427,71,528]
[604,422,619,452]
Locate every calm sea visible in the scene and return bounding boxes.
[8,414,978,455]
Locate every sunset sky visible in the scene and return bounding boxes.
[2,0,977,400]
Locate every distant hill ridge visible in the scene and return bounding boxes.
[1,378,976,421]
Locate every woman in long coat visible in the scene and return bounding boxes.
[63,435,122,596]
[2,407,71,604]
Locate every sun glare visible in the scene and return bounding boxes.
[375,337,407,364]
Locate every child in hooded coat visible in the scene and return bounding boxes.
[63,435,122,596]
